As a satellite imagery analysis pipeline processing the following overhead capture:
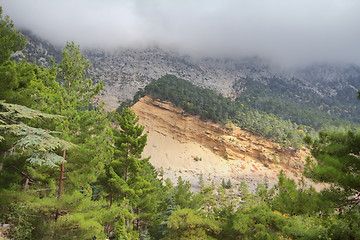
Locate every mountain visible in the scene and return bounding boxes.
[14,31,360,191]
[18,32,360,124]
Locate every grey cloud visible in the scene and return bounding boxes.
[2,0,360,66]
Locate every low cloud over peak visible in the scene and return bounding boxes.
[2,0,360,66]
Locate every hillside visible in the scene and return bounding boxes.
[3,10,360,239]
[19,32,360,124]
[132,96,322,191]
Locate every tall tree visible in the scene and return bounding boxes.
[0,6,48,107]
[50,41,106,198]
[98,108,158,235]
[0,7,26,65]
[99,108,149,204]
[305,131,360,208]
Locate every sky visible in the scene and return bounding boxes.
[2,0,360,66]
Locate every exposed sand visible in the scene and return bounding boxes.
[132,96,324,192]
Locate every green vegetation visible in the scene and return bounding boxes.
[0,101,75,167]
[235,78,360,130]
[133,74,315,149]
[305,131,360,209]
[1,6,360,239]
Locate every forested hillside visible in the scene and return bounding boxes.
[234,77,360,129]
[1,7,360,239]
[18,30,360,119]
[130,75,360,150]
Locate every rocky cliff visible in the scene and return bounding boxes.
[18,32,360,115]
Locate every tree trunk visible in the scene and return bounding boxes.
[137,208,141,231]
[58,150,66,199]
[125,167,129,183]
[56,150,66,221]
[23,178,29,191]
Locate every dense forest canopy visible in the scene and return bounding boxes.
[1,6,360,239]
[234,77,360,130]
[129,74,358,150]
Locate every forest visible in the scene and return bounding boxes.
[130,74,360,150]
[1,6,360,239]
[233,78,360,130]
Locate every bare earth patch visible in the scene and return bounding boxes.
[131,96,323,192]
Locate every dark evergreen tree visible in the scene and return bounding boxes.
[99,108,149,204]
[98,108,159,236]
[305,131,360,208]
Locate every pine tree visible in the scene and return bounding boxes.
[226,179,232,189]
[0,7,26,65]
[0,7,51,107]
[99,108,149,204]
[98,108,156,234]
[198,173,205,189]
[0,101,74,167]
[173,176,193,209]
[305,131,360,208]
[165,208,220,239]
[48,41,107,198]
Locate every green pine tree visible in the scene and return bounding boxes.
[98,108,157,235]
[99,108,149,204]
[305,131,360,208]
[46,41,107,198]
[0,7,26,64]
[0,101,75,167]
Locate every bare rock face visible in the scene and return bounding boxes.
[19,32,360,116]
[83,47,360,112]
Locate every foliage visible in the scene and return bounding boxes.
[133,74,315,149]
[234,77,360,130]
[173,176,193,209]
[305,131,360,207]
[2,203,34,239]
[98,108,149,201]
[0,7,26,64]
[0,101,75,167]
[1,8,360,239]
[166,208,220,240]
[56,41,103,110]
[272,170,328,215]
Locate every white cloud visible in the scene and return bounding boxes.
[2,0,360,66]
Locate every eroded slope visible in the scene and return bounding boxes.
[132,96,320,191]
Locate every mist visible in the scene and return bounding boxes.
[2,0,360,66]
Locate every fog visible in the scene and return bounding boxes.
[2,0,360,66]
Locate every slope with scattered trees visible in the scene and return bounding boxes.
[130,74,315,150]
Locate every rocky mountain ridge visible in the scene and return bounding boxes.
[16,31,360,116]
[13,32,356,190]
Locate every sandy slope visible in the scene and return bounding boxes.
[131,96,323,192]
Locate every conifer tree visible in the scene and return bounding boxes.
[173,176,193,209]
[0,7,26,65]
[97,108,158,235]
[0,101,74,167]
[165,208,220,239]
[0,6,49,107]
[48,41,107,198]
[305,131,360,208]
[99,108,149,204]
